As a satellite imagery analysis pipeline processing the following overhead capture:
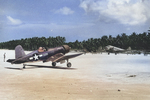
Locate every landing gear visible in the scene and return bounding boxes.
[52,62,56,67]
[23,64,26,69]
[66,59,71,68]
[52,60,72,68]
[67,62,72,68]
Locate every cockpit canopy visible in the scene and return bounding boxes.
[38,47,46,52]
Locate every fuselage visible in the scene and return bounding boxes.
[105,45,124,52]
[7,45,70,64]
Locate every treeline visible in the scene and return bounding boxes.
[0,32,150,52]
[0,36,66,50]
[67,32,150,52]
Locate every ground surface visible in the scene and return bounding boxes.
[0,50,150,100]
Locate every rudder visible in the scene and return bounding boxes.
[15,45,26,59]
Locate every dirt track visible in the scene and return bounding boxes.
[0,50,150,100]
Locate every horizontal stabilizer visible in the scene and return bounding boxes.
[7,59,15,63]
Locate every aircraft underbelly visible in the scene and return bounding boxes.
[60,60,65,64]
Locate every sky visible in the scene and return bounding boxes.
[0,0,150,42]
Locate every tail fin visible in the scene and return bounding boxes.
[15,45,26,59]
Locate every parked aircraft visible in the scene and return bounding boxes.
[7,45,83,68]
[105,45,125,55]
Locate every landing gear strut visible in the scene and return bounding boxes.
[52,60,72,68]
[66,59,72,68]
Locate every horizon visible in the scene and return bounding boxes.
[0,31,148,43]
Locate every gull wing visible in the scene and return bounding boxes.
[43,53,83,63]
[53,53,83,63]
[43,53,64,62]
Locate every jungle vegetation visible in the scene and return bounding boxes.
[0,32,150,52]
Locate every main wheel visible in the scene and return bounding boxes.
[67,62,72,68]
[52,62,56,67]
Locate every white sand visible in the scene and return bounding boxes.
[0,50,150,100]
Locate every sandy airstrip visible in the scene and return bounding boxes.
[0,50,150,100]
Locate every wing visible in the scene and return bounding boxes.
[53,53,83,62]
[43,53,64,62]
[43,53,83,63]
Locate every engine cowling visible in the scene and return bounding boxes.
[62,45,71,54]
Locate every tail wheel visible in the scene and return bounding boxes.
[67,62,72,68]
[23,64,26,69]
[52,62,56,67]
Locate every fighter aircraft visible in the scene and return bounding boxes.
[105,45,126,55]
[7,45,83,68]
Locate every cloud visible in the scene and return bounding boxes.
[7,16,23,25]
[55,7,74,15]
[80,0,150,25]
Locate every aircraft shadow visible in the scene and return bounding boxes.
[5,65,76,70]
[27,65,76,70]
[5,67,23,70]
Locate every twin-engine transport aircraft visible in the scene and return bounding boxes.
[105,45,125,55]
[7,45,83,68]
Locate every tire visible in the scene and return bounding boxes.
[23,64,26,69]
[52,62,56,67]
[67,62,71,68]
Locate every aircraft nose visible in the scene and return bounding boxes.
[62,45,71,53]
[105,46,108,50]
